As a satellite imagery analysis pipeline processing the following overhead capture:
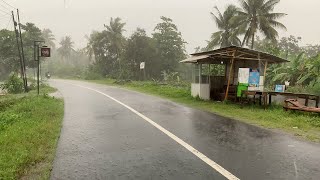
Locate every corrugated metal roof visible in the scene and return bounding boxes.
[179,55,210,63]
[181,46,289,64]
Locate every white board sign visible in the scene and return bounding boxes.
[140,62,145,69]
[238,68,250,84]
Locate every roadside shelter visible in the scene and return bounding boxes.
[180,46,288,101]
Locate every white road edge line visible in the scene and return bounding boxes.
[69,82,240,180]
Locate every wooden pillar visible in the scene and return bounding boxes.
[199,64,202,84]
[224,51,236,101]
[199,64,202,98]
[209,64,211,89]
[263,61,268,87]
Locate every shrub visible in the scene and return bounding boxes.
[83,71,103,80]
[0,74,24,94]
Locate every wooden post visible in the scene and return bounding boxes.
[224,51,236,101]
[208,64,211,89]
[198,64,202,99]
[263,61,268,86]
[199,64,202,84]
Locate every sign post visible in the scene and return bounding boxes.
[34,41,50,95]
[140,62,146,81]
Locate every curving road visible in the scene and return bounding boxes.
[50,80,320,180]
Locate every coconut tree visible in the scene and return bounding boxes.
[58,36,74,63]
[104,17,126,77]
[236,0,287,49]
[208,5,243,49]
[42,29,56,49]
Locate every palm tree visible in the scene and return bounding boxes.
[84,34,95,62]
[104,17,126,77]
[236,0,287,49]
[42,29,56,49]
[208,5,243,49]
[58,36,74,62]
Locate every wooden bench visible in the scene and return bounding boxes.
[284,99,320,113]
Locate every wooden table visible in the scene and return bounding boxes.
[268,92,319,108]
[241,90,269,108]
[241,90,320,108]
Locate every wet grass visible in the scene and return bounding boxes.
[0,86,64,179]
[88,79,320,142]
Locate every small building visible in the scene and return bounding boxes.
[180,46,288,101]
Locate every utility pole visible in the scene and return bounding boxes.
[34,41,45,95]
[17,9,28,92]
[34,41,40,95]
[12,11,27,92]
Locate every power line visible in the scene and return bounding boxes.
[0,0,16,9]
[0,2,12,11]
[0,7,10,15]
[5,15,11,29]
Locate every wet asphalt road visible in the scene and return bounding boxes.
[50,80,320,180]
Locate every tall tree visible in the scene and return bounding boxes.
[152,16,186,73]
[85,30,113,76]
[104,17,126,77]
[208,5,243,49]
[58,36,74,62]
[236,0,287,49]
[42,29,56,49]
[122,28,158,79]
[21,23,44,68]
[0,29,18,79]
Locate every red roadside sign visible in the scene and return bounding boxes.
[41,47,51,57]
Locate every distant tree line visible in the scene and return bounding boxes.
[84,16,188,81]
[0,23,89,80]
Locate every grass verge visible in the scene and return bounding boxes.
[88,79,320,142]
[0,85,64,179]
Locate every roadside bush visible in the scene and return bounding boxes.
[83,70,103,80]
[0,74,24,94]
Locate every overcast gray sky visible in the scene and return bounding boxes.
[1,0,319,53]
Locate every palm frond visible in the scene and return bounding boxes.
[238,0,250,12]
[264,13,287,20]
[268,20,287,30]
[262,0,280,12]
[210,12,224,29]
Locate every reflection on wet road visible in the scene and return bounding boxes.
[50,80,320,180]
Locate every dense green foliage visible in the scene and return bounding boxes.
[0,22,90,81]
[85,16,187,80]
[0,74,24,94]
[253,36,320,94]
[0,87,64,179]
[0,29,20,80]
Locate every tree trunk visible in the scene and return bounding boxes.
[241,33,247,47]
[251,31,255,49]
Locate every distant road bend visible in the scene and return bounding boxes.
[50,80,320,180]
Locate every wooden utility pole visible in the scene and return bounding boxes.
[17,9,28,91]
[12,11,27,92]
